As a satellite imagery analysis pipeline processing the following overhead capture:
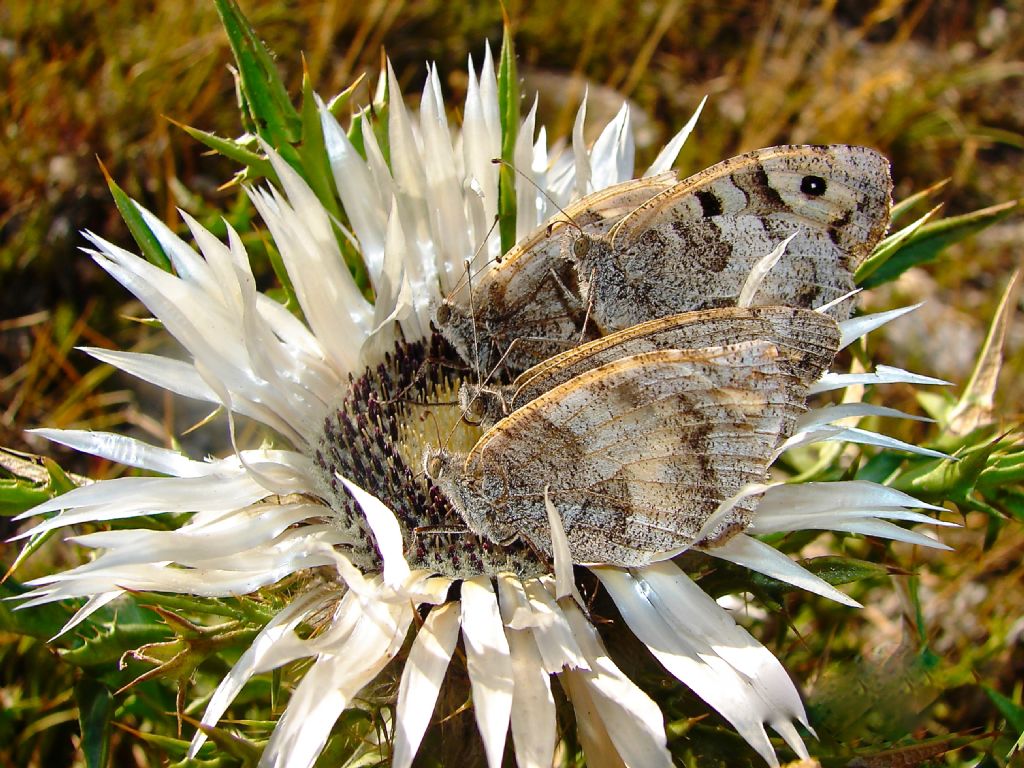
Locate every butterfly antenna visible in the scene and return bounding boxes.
[444,214,501,302]
[491,157,586,242]
[462,257,484,390]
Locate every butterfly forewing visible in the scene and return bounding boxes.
[444,340,816,566]
[569,145,892,333]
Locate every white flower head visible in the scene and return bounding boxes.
[16,46,951,768]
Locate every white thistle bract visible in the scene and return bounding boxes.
[16,46,952,768]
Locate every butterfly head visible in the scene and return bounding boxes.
[423,447,456,484]
[457,382,508,427]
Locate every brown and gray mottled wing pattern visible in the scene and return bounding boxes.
[455,340,813,567]
[572,145,892,333]
[506,305,839,412]
[437,173,679,374]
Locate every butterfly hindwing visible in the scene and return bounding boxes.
[435,339,817,566]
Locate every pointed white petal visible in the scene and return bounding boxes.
[80,347,220,406]
[507,623,556,768]
[780,424,949,459]
[559,670,628,768]
[796,402,932,432]
[825,519,953,548]
[545,488,574,600]
[522,579,590,673]
[392,602,461,768]
[515,99,542,240]
[739,233,798,307]
[644,95,706,176]
[811,366,951,394]
[133,203,218,296]
[759,479,944,514]
[460,576,514,768]
[838,304,922,350]
[320,101,388,279]
[189,589,332,757]
[703,533,861,607]
[28,428,205,477]
[572,94,590,197]
[560,600,671,767]
[337,475,410,588]
[259,599,412,768]
[590,102,635,188]
[46,591,122,640]
[595,562,810,766]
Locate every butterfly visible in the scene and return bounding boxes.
[426,307,840,566]
[434,172,681,376]
[459,305,840,428]
[435,145,891,376]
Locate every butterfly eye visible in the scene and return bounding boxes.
[572,235,591,260]
[435,302,451,326]
[425,454,444,480]
[463,396,485,425]
[800,175,827,196]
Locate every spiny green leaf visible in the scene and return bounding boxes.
[2,453,83,577]
[371,62,391,168]
[891,436,999,501]
[184,719,263,764]
[59,623,173,668]
[327,73,366,120]
[0,579,73,639]
[916,389,957,423]
[100,161,170,271]
[129,589,276,624]
[43,456,79,494]
[978,448,1024,491]
[798,556,893,587]
[858,199,1020,289]
[347,110,367,160]
[171,120,276,183]
[699,555,888,600]
[855,450,905,484]
[0,477,51,517]
[497,20,520,255]
[213,0,300,147]
[75,677,113,768]
[115,725,193,759]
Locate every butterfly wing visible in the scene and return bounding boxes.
[436,173,680,374]
[571,145,892,332]
[506,305,839,411]
[450,340,814,566]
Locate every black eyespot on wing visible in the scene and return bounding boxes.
[696,190,723,217]
[801,175,827,197]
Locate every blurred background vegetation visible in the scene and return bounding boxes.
[2,1,1023,766]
